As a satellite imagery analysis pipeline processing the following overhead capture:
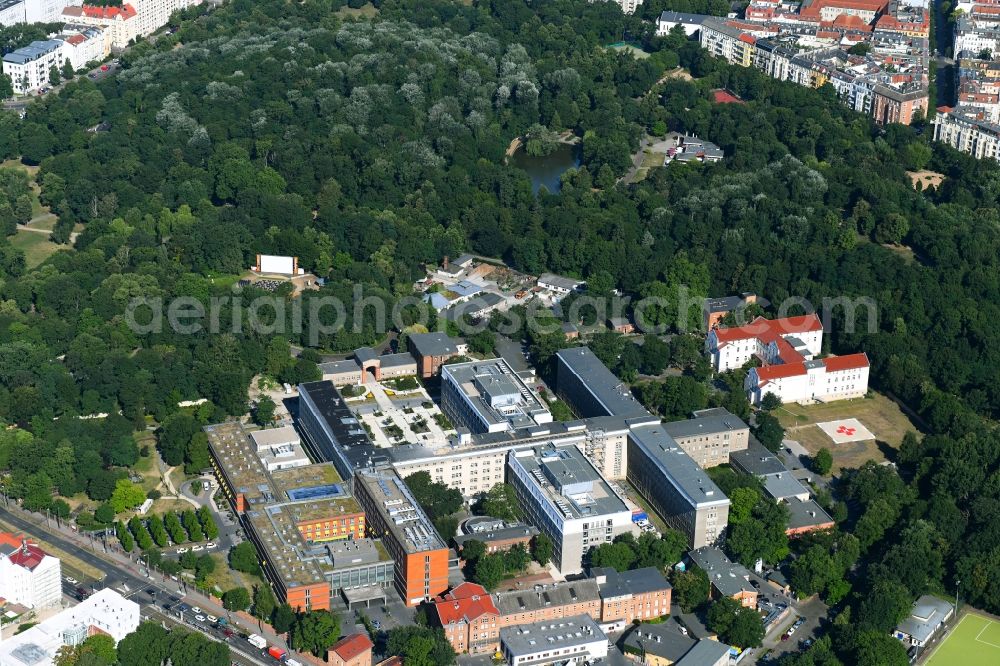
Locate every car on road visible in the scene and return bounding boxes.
[100,64,109,71]
[88,73,97,79]
[191,606,202,614]
[191,545,204,552]
[223,628,234,638]
[206,542,217,549]
[146,588,157,596]
[176,547,189,553]
[194,614,206,623]
[206,614,218,623]
[65,577,78,585]
[786,626,797,636]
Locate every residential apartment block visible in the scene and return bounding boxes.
[934,109,1000,160]
[507,444,635,574]
[2,40,64,94]
[0,0,81,25]
[0,533,61,609]
[57,25,110,70]
[685,1,930,126]
[62,4,139,50]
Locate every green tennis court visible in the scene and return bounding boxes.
[924,611,1000,666]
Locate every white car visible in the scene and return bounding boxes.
[191,606,202,614]
[194,615,206,623]
[206,614,218,623]
[176,547,189,554]
[206,542,217,549]
[65,577,78,585]
[191,545,205,552]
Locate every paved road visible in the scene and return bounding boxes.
[0,504,290,665]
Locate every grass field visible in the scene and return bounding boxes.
[925,611,1000,666]
[11,230,61,268]
[776,391,920,474]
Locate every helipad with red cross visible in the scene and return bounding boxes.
[816,418,875,444]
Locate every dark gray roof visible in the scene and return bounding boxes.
[556,346,649,418]
[379,352,416,368]
[730,440,787,477]
[687,547,754,598]
[662,409,748,440]
[353,347,377,364]
[624,622,695,662]
[408,332,460,357]
[454,521,538,550]
[593,567,671,599]
[786,499,834,531]
[658,11,711,25]
[319,359,360,375]
[628,424,730,509]
[493,580,600,615]
[763,472,809,500]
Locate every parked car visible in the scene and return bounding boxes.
[100,64,109,71]
[781,633,790,641]
[194,615,206,623]
[191,545,204,552]
[206,542,217,550]
[176,547,189,554]
[206,614,218,624]
[191,606,202,614]
[65,576,78,585]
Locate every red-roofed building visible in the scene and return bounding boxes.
[64,3,140,49]
[707,315,869,405]
[0,532,61,609]
[329,633,374,666]
[432,582,501,655]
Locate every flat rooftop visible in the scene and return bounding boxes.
[205,421,344,506]
[355,468,446,554]
[443,357,551,430]
[500,614,606,656]
[662,409,748,440]
[628,424,729,509]
[298,381,384,470]
[494,580,600,615]
[730,440,788,477]
[786,498,834,531]
[509,444,629,521]
[557,346,650,418]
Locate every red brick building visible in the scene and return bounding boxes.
[432,582,501,655]
[329,633,374,666]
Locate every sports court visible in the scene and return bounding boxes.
[816,417,875,444]
[925,611,1000,666]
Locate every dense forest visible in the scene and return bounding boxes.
[0,0,1000,663]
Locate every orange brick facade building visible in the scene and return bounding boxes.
[434,568,673,655]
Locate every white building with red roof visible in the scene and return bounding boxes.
[706,315,869,405]
[0,532,61,609]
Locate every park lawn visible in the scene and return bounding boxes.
[11,230,61,268]
[776,391,921,475]
[336,2,378,18]
[201,552,264,597]
[925,610,1000,666]
[640,151,665,168]
[133,444,162,494]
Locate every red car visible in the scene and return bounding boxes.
[781,633,790,641]
[100,64,109,71]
